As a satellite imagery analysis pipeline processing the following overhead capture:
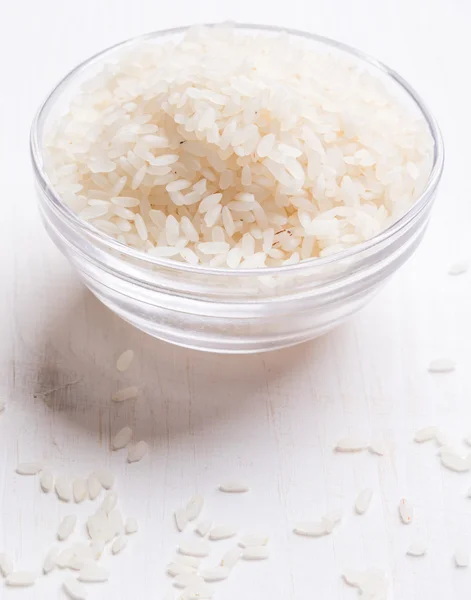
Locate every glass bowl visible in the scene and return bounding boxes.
[30,24,444,354]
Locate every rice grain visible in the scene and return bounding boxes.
[40,468,54,493]
[55,476,72,502]
[242,546,269,560]
[428,359,456,373]
[58,515,78,541]
[112,426,133,450]
[43,27,434,270]
[218,482,249,493]
[209,526,237,541]
[5,572,37,587]
[127,440,148,463]
[175,508,189,532]
[16,462,44,475]
[399,499,414,524]
[355,489,373,515]
[73,478,87,503]
[186,495,204,522]
[195,520,212,537]
[63,576,88,599]
[179,540,210,558]
[116,349,134,372]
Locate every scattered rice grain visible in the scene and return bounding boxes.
[58,515,77,541]
[5,572,37,587]
[399,499,414,524]
[40,468,54,493]
[73,478,87,503]
[209,526,237,541]
[218,482,249,493]
[116,349,134,372]
[355,489,373,515]
[112,426,133,450]
[127,440,148,463]
[55,476,72,502]
[428,358,456,373]
[63,576,88,599]
[16,462,43,475]
[242,546,269,560]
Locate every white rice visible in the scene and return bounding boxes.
[77,564,109,583]
[186,495,204,521]
[167,562,197,577]
[455,548,470,568]
[125,517,138,534]
[428,358,456,373]
[116,349,134,372]
[5,572,37,587]
[238,534,269,548]
[399,499,414,524]
[108,508,125,537]
[55,476,73,502]
[43,547,60,574]
[175,508,189,532]
[173,573,204,589]
[56,548,75,568]
[342,569,366,589]
[448,260,469,276]
[293,521,330,537]
[208,525,237,541]
[355,489,373,515]
[335,437,367,452]
[112,426,133,450]
[200,566,230,582]
[90,541,105,560]
[179,540,210,558]
[43,26,433,270]
[407,540,427,557]
[16,462,44,475]
[440,450,471,472]
[63,576,88,600]
[40,469,54,493]
[73,478,87,503]
[95,469,115,490]
[58,515,78,541]
[112,386,139,402]
[414,425,437,443]
[347,568,388,598]
[218,482,249,493]
[111,536,128,555]
[180,581,214,599]
[221,547,242,570]
[87,473,102,500]
[242,546,269,560]
[435,429,452,447]
[195,520,212,537]
[101,491,118,514]
[127,440,148,463]
[174,556,201,569]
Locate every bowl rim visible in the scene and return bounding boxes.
[30,22,445,277]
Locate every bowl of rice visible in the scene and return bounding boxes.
[30,23,444,353]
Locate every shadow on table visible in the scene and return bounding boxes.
[25,281,344,445]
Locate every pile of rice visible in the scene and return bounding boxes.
[43,26,434,269]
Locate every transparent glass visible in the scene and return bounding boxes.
[30,24,444,353]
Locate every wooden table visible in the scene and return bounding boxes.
[1,0,470,597]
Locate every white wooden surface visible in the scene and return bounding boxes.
[1,0,471,598]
